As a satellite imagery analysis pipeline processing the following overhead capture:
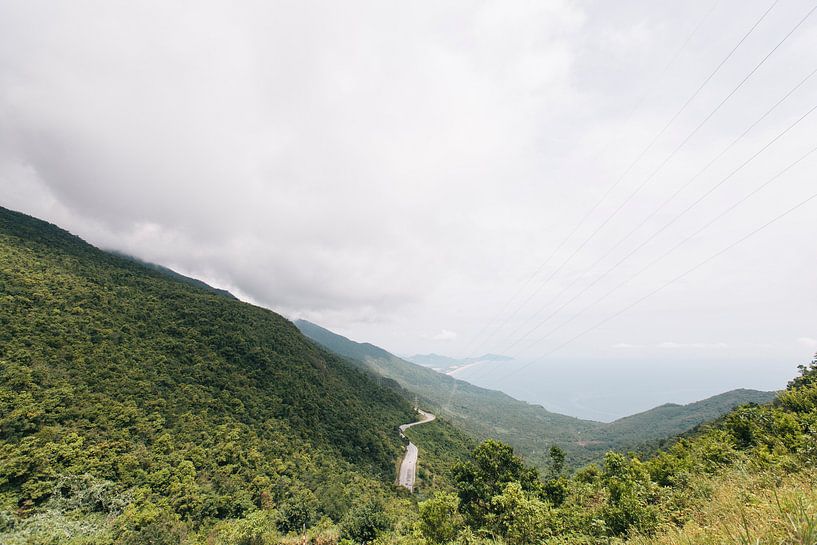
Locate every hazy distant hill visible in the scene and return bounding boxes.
[405,353,460,368]
[406,353,513,372]
[597,388,776,449]
[296,319,775,469]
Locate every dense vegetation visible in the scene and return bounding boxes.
[413,357,817,544]
[0,207,421,543]
[1,206,813,545]
[295,320,774,469]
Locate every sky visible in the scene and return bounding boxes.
[2,0,816,391]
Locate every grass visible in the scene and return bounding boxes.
[629,467,817,545]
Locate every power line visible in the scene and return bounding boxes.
[462,0,781,359]
[463,101,817,385]
[520,138,817,357]
[456,2,721,358]
[485,1,816,358]
[584,0,723,180]
[499,75,817,356]
[495,149,817,384]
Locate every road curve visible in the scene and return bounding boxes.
[398,409,435,492]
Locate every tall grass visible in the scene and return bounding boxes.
[629,468,817,545]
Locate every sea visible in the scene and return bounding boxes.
[451,357,796,422]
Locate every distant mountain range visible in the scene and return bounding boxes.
[406,353,512,372]
[296,319,776,469]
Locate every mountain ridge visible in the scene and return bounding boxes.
[0,205,421,541]
[406,353,513,368]
[295,318,775,469]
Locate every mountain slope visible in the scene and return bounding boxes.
[598,388,776,448]
[110,251,239,300]
[295,320,774,469]
[295,320,602,469]
[0,207,417,541]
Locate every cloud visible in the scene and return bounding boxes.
[430,330,458,342]
[612,342,641,349]
[797,337,817,348]
[657,342,728,349]
[658,342,682,349]
[1,0,816,363]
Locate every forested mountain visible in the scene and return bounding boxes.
[109,251,239,301]
[0,206,422,543]
[295,320,774,469]
[0,206,803,545]
[596,388,776,450]
[295,320,599,469]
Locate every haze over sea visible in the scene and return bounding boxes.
[453,358,796,422]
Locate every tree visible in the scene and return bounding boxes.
[276,487,318,533]
[488,482,552,545]
[452,440,542,527]
[418,491,463,544]
[547,445,565,477]
[340,499,389,544]
[599,452,660,536]
[787,353,817,390]
[113,501,187,545]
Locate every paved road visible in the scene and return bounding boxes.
[398,409,435,492]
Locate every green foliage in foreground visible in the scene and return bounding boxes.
[413,357,817,544]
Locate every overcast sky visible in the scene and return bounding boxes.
[2,0,816,374]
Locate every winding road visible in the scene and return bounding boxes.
[397,409,435,492]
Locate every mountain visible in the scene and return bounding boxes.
[406,353,512,370]
[0,206,422,542]
[295,319,775,469]
[405,353,460,368]
[295,319,600,467]
[598,387,776,449]
[0,205,800,545]
[110,251,239,300]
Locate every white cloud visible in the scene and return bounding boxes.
[430,330,458,342]
[612,342,641,349]
[797,337,817,348]
[1,0,816,368]
[657,342,728,349]
[658,342,682,349]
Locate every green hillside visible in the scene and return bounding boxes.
[0,206,420,543]
[294,320,600,468]
[110,251,239,301]
[295,320,775,469]
[0,205,804,545]
[597,388,776,450]
[411,358,817,544]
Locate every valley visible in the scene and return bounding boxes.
[295,319,775,470]
[0,206,813,545]
[4,2,817,542]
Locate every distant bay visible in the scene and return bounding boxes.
[454,357,793,421]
